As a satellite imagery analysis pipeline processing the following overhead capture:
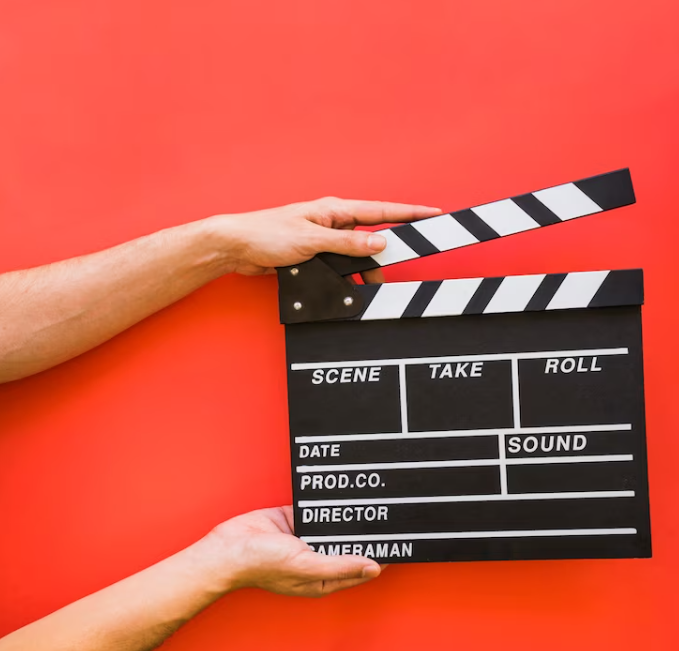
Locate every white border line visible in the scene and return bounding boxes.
[294,423,632,444]
[291,347,628,370]
[301,528,638,543]
[398,363,408,435]
[507,454,633,466]
[511,358,521,429]
[296,454,633,473]
[298,490,635,507]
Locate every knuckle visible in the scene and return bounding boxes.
[316,196,336,208]
[316,196,344,214]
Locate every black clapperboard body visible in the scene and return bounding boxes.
[277,169,651,563]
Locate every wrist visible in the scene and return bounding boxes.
[197,213,249,275]
[167,214,243,279]
[177,533,241,597]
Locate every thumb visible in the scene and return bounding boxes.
[296,550,381,581]
[314,226,387,258]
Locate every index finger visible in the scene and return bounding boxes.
[330,200,442,227]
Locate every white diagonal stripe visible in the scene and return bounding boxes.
[483,274,546,314]
[471,198,541,236]
[421,278,483,317]
[369,228,419,267]
[546,271,610,310]
[361,282,421,321]
[533,183,602,221]
[412,214,479,251]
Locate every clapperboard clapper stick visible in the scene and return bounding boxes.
[277,168,651,563]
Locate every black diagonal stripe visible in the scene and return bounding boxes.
[524,273,567,311]
[574,168,636,211]
[588,269,644,308]
[462,277,504,314]
[352,283,383,319]
[451,209,500,242]
[512,193,561,226]
[401,280,443,318]
[391,224,440,257]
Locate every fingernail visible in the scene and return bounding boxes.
[361,565,381,578]
[367,234,386,251]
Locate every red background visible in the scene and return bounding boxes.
[1,1,678,648]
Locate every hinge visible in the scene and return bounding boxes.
[277,257,365,324]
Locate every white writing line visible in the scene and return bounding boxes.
[511,358,521,430]
[291,348,628,370]
[298,490,635,507]
[294,423,632,444]
[506,454,633,465]
[301,528,638,543]
[297,459,497,472]
[296,454,633,473]
[399,363,408,435]
[502,359,523,494]
[498,431,508,495]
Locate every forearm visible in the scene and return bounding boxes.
[0,217,234,383]
[0,505,382,651]
[0,198,437,383]
[0,536,232,651]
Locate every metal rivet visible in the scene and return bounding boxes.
[290,267,299,276]
[343,296,354,306]
[293,301,303,310]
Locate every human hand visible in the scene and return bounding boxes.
[0,508,384,651]
[210,197,441,275]
[201,506,383,598]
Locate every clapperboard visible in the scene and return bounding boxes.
[277,169,651,563]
